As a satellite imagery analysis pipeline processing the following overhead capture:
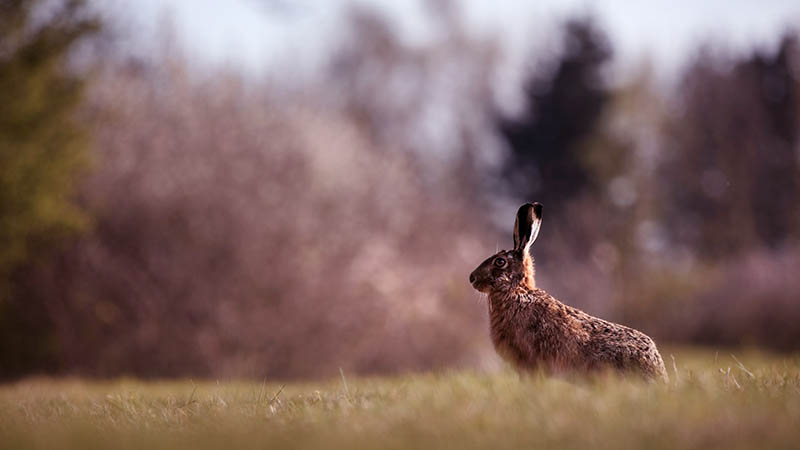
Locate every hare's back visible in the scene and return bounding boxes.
[584,318,667,380]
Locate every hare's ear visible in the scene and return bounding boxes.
[513,202,543,253]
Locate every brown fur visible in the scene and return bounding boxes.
[470,204,668,381]
[521,251,536,290]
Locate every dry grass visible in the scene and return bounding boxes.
[1,347,799,450]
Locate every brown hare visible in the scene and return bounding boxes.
[469,203,668,381]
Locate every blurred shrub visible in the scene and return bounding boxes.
[684,247,800,350]
[0,0,98,378]
[19,8,498,378]
[618,247,800,351]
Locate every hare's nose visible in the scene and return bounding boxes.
[469,273,476,284]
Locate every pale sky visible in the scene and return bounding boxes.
[105,0,800,79]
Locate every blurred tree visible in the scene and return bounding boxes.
[0,0,99,378]
[744,35,800,249]
[327,2,499,193]
[661,34,800,258]
[498,17,612,207]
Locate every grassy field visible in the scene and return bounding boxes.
[1,347,799,450]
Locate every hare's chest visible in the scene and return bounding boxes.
[491,335,525,367]
[488,305,533,367]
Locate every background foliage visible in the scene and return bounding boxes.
[1,0,800,379]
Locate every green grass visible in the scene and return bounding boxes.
[1,348,799,450]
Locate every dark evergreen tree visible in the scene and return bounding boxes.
[498,18,612,207]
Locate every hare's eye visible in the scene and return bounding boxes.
[494,257,507,268]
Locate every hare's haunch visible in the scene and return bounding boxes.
[469,203,668,381]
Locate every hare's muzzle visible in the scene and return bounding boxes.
[469,270,488,292]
